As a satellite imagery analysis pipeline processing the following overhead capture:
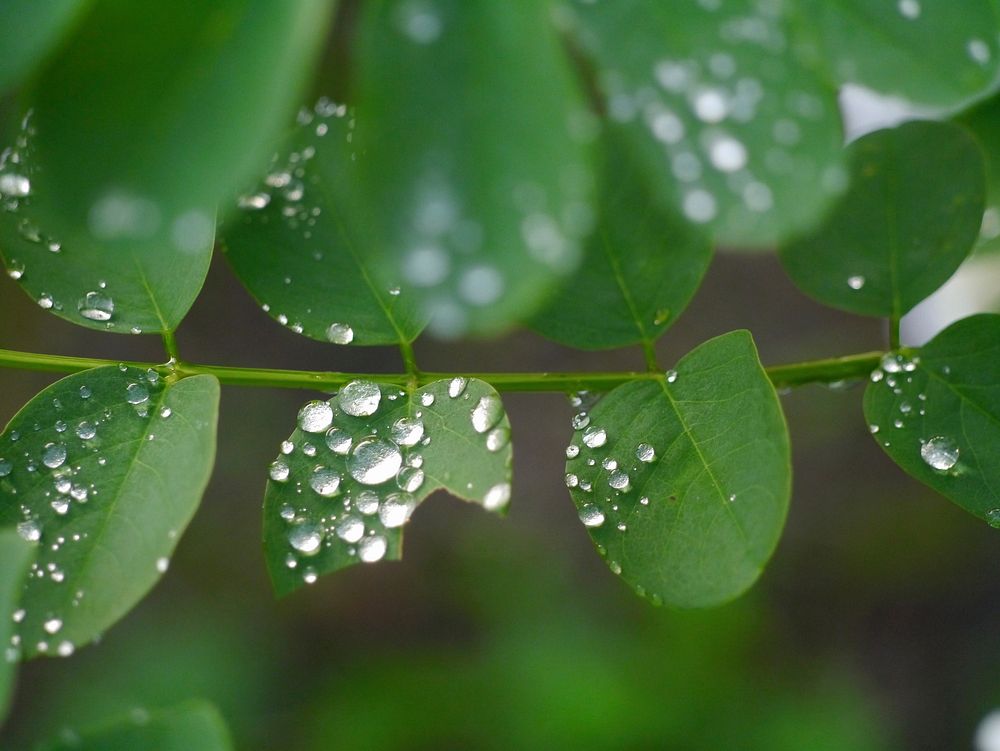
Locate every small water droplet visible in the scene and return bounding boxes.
[37,294,53,309]
[665,370,678,383]
[571,412,591,430]
[79,386,92,399]
[485,426,510,453]
[298,400,334,432]
[356,490,380,515]
[339,381,381,417]
[379,492,416,528]
[470,394,503,433]
[847,275,865,290]
[309,466,341,497]
[125,383,149,405]
[288,521,324,555]
[565,473,579,488]
[336,516,365,543]
[483,482,511,511]
[636,443,655,463]
[396,466,425,493]
[986,508,1000,529]
[0,458,11,477]
[565,445,580,459]
[269,460,290,482]
[77,291,114,322]
[608,470,630,491]
[579,504,605,527]
[349,438,403,485]
[391,417,425,447]
[156,557,169,573]
[75,421,96,440]
[448,377,467,398]
[582,426,607,448]
[419,392,435,407]
[43,618,62,635]
[325,427,352,455]
[42,442,67,469]
[921,436,959,471]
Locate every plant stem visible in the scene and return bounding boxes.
[889,315,901,350]
[161,330,180,362]
[0,347,883,393]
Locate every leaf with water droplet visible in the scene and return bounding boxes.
[564,330,790,607]
[349,0,595,336]
[0,529,35,722]
[864,314,1000,528]
[793,0,1000,109]
[0,0,335,333]
[222,99,427,345]
[531,127,712,349]
[780,121,985,318]
[0,366,219,658]
[263,378,513,596]
[38,699,234,751]
[0,0,87,94]
[563,0,844,247]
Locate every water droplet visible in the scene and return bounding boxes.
[42,442,67,469]
[483,482,511,511]
[359,534,387,563]
[565,445,580,459]
[379,492,416,528]
[336,516,365,543]
[125,383,149,405]
[448,377,467,398]
[79,386,92,399]
[349,438,403,485]
[6,259,24,280]
[665,370,678,384]
[326,322,354,344]
[269,460,290,482]
[0,172,30,197]
[708,135,747,172]
[485,426,510,453]
[324,427,352,455]
[636,443,655,463]
[396,466,425,493]
[921,436,959,471]
[156,557,169,573]
[571,412,591,430]
[298,400,333,432]
[75,421,96,440]
[602,457,618,471]
[77,291,114,322]
[309,466,341,497]
[38,294,53,309]
[288,521,324,555]
[565,473,579,488]
[302,567,318,584]
[51,498,70,515]
[986,509,1000,529]
[847,275,865,290]
[470,394,503,433]
[238,193,270,210]
[0,458,11,477]
[419,392,435,407]
[579,505,605,527]
[159,406,171,419]
[356,490,380,515]
[43,618,62,634]
[582,426,607,448]
[391,417,424,447]
[339,381,381,417]
[898,0,920,19]
[608,470,630,491]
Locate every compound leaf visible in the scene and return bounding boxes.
[564,0,845,248]
[265,378,512,596]
[222,100,426,345]
[0,367,219,659]
[39,700,233,751]
[864,314,1000,528]
[565,330,790,608]
[531,127,713,350]
[351,0,595,336]
[780,121,985,318]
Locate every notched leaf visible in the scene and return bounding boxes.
[264,378,513,595]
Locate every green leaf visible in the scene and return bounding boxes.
[38,700,233,751]
[264,378,512,596]
[0,367,219,659]
[956,93,1000,254]
[794,0,1000,110]
[0,0,88,94]
[351,0,595,337]
[0,0,334,334]
[222,100,426,345]
[0,529,35,722]
[531,127,713,350]
[564,331,790,607]
[864,314,1000,528]
[563,0,845,248]
[780,121,985,318]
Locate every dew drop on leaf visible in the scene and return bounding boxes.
[77,291,115,321]
[448,377,467,398]
[470,394,503,433]
[298,400,333,432]
[288,521,324,555]
[349,438,403,485]
[325,322,354,344]
[920,436,959,471]
[483,482,511,511]
[269,459,291,482]
[579,504,605,528]
[636,443,656,463]
[582,426,607,448]
[358,534,387,563]
[339,381,382,417]
[325,427,352,455]
[309,466,341,497]
[379,492,416,528]
[125,383,149,405]
[356,490,380,516]
[42,442,67,469]
[335,516,364,543]
[391,417,424,447]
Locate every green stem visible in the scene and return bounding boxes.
[889,315,901,350]
[161,330,180,363]
[0,348,883,393]
[641,339,660,372]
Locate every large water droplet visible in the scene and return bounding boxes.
[636,443,655,463]
[269,459,290,482]
[379,492,416,528]
[483,482,511,511]
[288,521,324,555]
[325,427,352,455]
[579,505,605,527]
[582,426,607,448]
[42,442,67,469]
[396,466,425,493]
[309,466,341,497]
[17,520,41,542]
[0,173,30,197]
[298,401,333,432]
[391,417,424,447]
[125,383,149,405]
[470,394,503,433]
[326,322,354,344]
[920,436,959,471]
[608,470,631,491]
[359,534,387,563]
[356,490,380,515]
[75,421,96,440]
[336,516,365,543]
[485,426,510,453]
[339,381,381,417]
[349,438,403,485]
[78,291,114,322]
[448,377,467,398]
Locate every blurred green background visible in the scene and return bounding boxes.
[2,249,999,750]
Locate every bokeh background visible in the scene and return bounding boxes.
[2,245,999,750]
[4,1,1000,744]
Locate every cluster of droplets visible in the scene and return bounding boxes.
[4,368,177,659]
[272,379,511,584]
